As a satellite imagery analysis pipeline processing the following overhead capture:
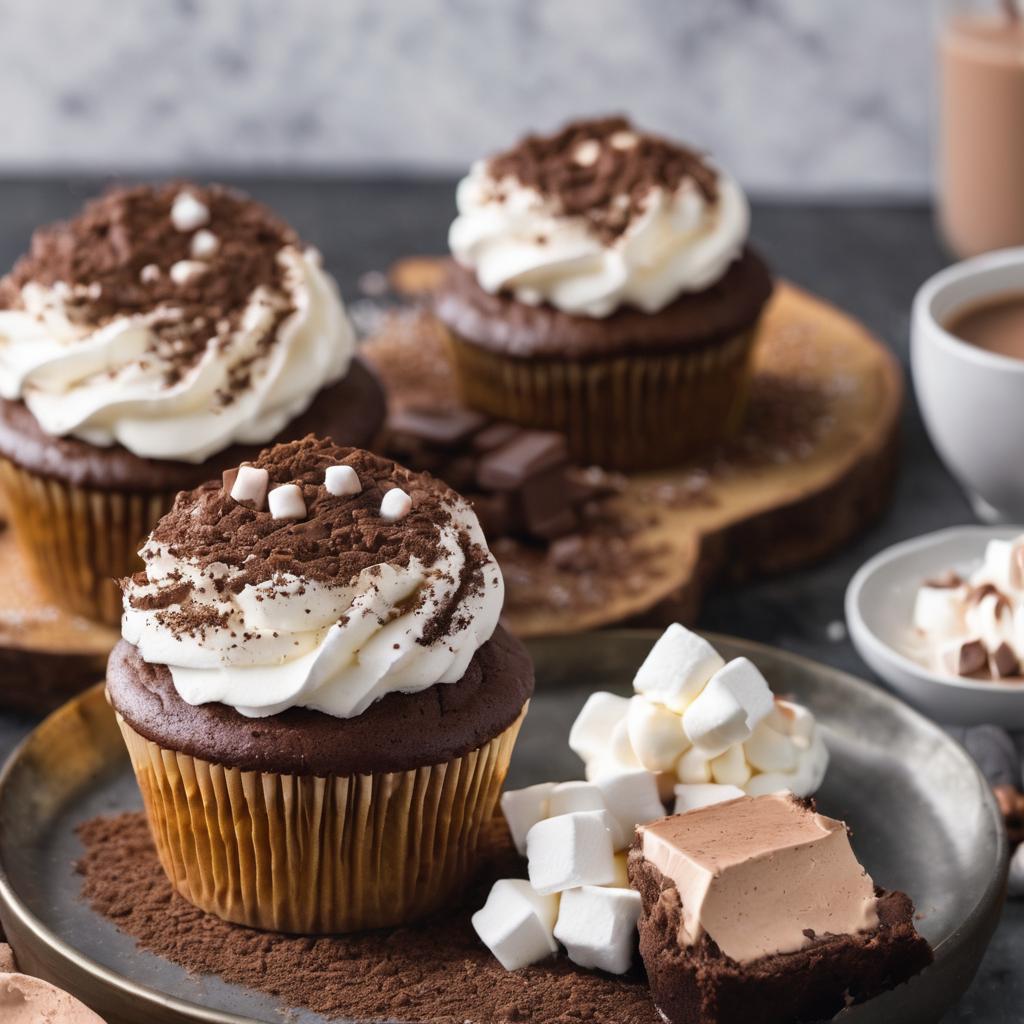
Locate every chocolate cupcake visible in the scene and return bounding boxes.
[436,116,773,470]
[0,184,385,623]
[107,436,532,934]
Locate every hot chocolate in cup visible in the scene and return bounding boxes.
[912,247,1024,521]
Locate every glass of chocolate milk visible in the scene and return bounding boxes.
[939,0,1024,257]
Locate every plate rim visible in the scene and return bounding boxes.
[0,629,1009,1024]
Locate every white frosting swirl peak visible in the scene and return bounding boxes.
[449,157,749,319]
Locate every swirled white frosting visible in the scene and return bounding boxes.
[0,246,354,463]
[448,162,749,318]
[121,496,504,720]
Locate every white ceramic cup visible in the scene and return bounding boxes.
[912,247,1024,522]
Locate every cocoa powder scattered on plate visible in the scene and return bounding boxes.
[76,812,658,1024]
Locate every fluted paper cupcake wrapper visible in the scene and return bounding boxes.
[0,459,174,626]
[117,705,526,934]
[446,328,758,471]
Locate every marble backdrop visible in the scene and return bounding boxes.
[0,0,936,194]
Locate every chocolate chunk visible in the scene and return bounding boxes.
[388,407,488,447]
[515,467,578,540]
[957,639,990,676]
[472,421,522,454]
[476,431,569,491]
[992,642,1020,679]
[221,466,239,495]
[472,494,511,539]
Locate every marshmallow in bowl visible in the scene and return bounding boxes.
[912,535,1024,680]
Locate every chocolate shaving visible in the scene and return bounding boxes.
[0,182,298,392]
[125,438,491,648]
[486,116,719,244]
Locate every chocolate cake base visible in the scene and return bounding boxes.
[628,852,932,1024]
[77,812,659,1024]
[107,624,534,777]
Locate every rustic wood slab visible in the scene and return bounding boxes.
[0,530,117,714]
[375,262,903,638]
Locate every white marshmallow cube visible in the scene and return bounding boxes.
[673,782,745,814]
[710,744,752,787]
[500,782,556,856]
[711,658,774,728]
[325,464,362,497]
[548,781,606,819]
[526,810,618,894]
[627,695,690,771]
[569,692,630,763]
[743,719,799,773]
[190,228,220,259]
[171,191,210,232]
[632,623,725,713]
[229,465,269,509]
[595,769,666,851]
[169,259,207,285]
[471,879,559,971]
[553,886,641,975]
[912,585,966,638]
[682,676,750,753]
[981,538,1024,593]
[268,483,306,520]
[676,745,712,784]
[608,718,642,770]
[743,731,829,798]
[768,699,816,746]
[380,487,413,522]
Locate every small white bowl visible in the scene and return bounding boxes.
[845,525,1024,726]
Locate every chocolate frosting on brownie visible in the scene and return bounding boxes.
[628,847,932,1024]
[106,625,534,776]
[0,357,385,491]
[486,115,719,245]
[434,250,773,360]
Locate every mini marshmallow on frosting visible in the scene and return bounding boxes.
[0,186,355,464]
[449,117,749,319]
[912,535,1024,680]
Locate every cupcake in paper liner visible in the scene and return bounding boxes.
[435,116,773,471]
[0,183,385,624]
[106,436,533,934]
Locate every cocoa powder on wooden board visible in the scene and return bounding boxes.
[76,812,659,1024]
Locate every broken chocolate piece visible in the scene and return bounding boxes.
[476,431,569,490]
[957,639,989,676]
[992,642,1020,679]
[389,407,488,447]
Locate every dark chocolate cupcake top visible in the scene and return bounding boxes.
[120,437,505,721]
[0,183,355,464]
[448,115,750,319]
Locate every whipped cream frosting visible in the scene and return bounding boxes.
[121,446,504,720]
[639,793,879,962]
[0,186,355,464]
[912,535,1024,679]
[448,121,749,319]
[0,248,352,463]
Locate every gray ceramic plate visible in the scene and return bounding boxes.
[0,631,1008,1024]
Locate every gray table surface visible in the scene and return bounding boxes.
[0,179,1017,1020]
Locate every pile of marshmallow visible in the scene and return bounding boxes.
[913,535,1024,680]
[472,624,828,974]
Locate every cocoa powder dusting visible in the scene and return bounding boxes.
[128,437,491,647]
[487,116,719,244]
[0,182,298,387]
[77,812,657,1024]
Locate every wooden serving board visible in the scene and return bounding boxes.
[0,530,117,714]
[377,261,903,638]
[0,267,902,711]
